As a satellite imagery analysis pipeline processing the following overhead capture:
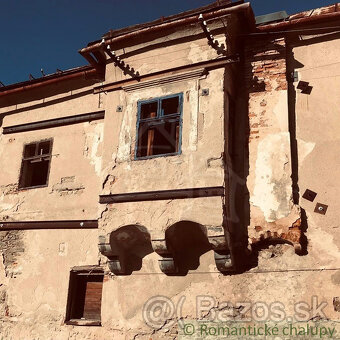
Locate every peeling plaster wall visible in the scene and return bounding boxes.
[104,16,235,84]
[0,82,106,338]
[101,70,225,195]
[2,246,340,339]
[0,16,244,339]
[0,84,104,221]
[99,18,238,236]
[245,37,300,248]
[0,229,99,340]
[1,11,340,340]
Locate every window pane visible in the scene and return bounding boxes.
[30,160,49,186]
[38,141,51,155]
[140,101,158,119]
[137,120,179,157]
[162,97,179,115]
[20,159,50,188]
[23,143,36,158]
[153,121,179,155]
[20,140,52,189]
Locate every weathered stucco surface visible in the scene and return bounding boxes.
[0,4,339,340]
[0,85,104,220]
[292,36,340,259]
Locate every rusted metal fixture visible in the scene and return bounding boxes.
[0,220,98,230]
[3,111,105,135]
[99,186,224,204]
[302,189,317,202]
[314,203,328,215]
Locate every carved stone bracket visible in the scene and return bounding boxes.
[151,239,179,275]
[98,234,126,275]
[207,232,233,273]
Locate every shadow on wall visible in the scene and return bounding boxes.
[231,36,310,271]
[107,221,215,276]
[109,225,153,275]
[165,221,212,276]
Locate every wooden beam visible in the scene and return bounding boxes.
[99,186,224,204]
[146,111,156,156]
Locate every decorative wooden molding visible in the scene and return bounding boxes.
[0,220,98,230]
[93,56,239,94]
[2,110,105,134]
[99,186,224,204]
[122,69,206,92]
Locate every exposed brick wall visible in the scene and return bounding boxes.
[244,37,302,252]
[0,231,24,277]
[245,37,287,142]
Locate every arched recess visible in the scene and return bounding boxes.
[166,221,211,275]
[99,225,153,275]
[151,220,233,276]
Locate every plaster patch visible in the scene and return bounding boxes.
[273,91,288,132]
[308,216,340,262]
[251,132,292,222]
[117,108,133,162]
[51,177,84,196]
[297,138,315,164]
[188,88,199,151]
[58,243,67,256]
[84,122,104,176]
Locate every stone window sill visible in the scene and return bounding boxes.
[65,319,101,327]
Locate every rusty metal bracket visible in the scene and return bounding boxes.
[302,189,317,202]
[314,203,328,215]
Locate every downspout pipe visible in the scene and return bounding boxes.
[79,2,254,55]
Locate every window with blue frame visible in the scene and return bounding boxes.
[135,93,183,159]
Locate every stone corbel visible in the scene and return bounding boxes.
[206,230,234,273]
[98,234,126,275]
[151,238,179,275]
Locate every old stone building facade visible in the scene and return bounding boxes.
[0,1,339,339]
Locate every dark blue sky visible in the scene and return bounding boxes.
[0,0,335,85]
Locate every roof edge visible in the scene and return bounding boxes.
[0,66,102,98]
[258,3,340,31]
